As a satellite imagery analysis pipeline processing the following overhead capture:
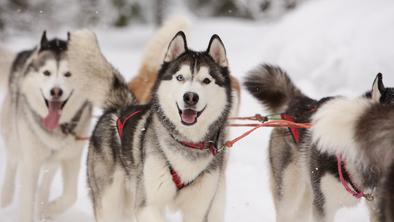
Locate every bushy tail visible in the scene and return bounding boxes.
[0,46,15,89]
[128,16,189,103]
[311,97,394,169]
[244,64,303,113]
[68,30,135,110]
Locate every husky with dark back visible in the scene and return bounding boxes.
[312,84,394,222]
[245,65,394,222]
[0,32,92,222]
[67,30,233,222]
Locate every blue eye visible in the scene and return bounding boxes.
[176,74,184,81]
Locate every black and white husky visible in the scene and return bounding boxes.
[0,32,92,222]
[67,30,233,222]
[312,82,394,222]
[245,65,394,222]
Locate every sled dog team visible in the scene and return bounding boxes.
[0,17,393,222]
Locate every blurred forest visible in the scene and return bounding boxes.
[0,0,304,34]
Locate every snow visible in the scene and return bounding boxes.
[1,0,394,221]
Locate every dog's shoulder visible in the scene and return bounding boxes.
[11,48,35,73]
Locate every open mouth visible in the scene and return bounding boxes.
[176,103,206,126]
[41,91,73,131]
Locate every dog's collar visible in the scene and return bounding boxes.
[170,132,222,156]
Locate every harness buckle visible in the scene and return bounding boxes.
[207,141,218,155]
[364,193,374,201]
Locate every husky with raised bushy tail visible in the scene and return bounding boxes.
[245,65,394,222]
[0,32,92,222]
[311,82,394,222]
[67,29,234,222]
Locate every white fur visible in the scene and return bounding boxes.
[208,37,228,67]
[317,174,359,222]
[164,32,187,62]
[371,77,381,102]
[311,97,372,162]
[95,169,127,222]
[143,16,189,70]
[1,43,91,222]
[157,65,228,142]
[67,30,115,107]
[275,158,313,222]
[21,59,77,121]
[0,46,15,89]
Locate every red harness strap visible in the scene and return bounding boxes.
[280,114,301,143]
[169,166,185,190]
[336,154,364,199]
[178,141,218,156]
[274,113,373,201]
[116,111,141,138]
[116,110,189,191]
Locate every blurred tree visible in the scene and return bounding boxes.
[113,0,144,27]
[0,0,306,35]
[154,0,165,26]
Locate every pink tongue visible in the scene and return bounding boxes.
[181,109,197,124]
[42,101,62,131]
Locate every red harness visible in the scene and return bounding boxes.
[280,114,301,143]
[177,140,219,156]
[116,110,215,191]
[283,112,373,201]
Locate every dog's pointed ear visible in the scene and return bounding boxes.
[67,32,71,41]
[207,34,228,67]
[40,30,49,51]
[164,31,187,62]
[371,73,385,102]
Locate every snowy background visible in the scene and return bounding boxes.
[1,0,394,221]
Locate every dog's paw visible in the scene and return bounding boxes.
[311,97,371,160]
[40,195,77,219]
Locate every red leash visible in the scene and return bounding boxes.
[223,115,311,151]
[336,154,374,201]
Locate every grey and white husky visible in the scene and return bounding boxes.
[67,30,233,222]
[0,32,92,222]
[312,82,394,222]
[245,65,394,222]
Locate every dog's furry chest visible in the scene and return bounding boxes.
[96,105,224,208]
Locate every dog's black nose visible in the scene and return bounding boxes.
[183,92,199,106]
[50,87,63,98]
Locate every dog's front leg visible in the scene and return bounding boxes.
[1,156,18,208]
[19,158,41,222]
[206,172,225,222]
[181,170,221,222]
[38,162,58,220]
[44,153,82,217]
[137,205,166,222]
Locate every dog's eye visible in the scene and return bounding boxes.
[202,78,211,85]
[64,72,72,77]
[43,70,51,76]
[176,75,184,82]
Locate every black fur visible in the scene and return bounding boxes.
[244,64,388,219]
[152,45,232,143]
[244,64,303,113]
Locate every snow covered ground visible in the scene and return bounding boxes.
[1,0,394,221]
